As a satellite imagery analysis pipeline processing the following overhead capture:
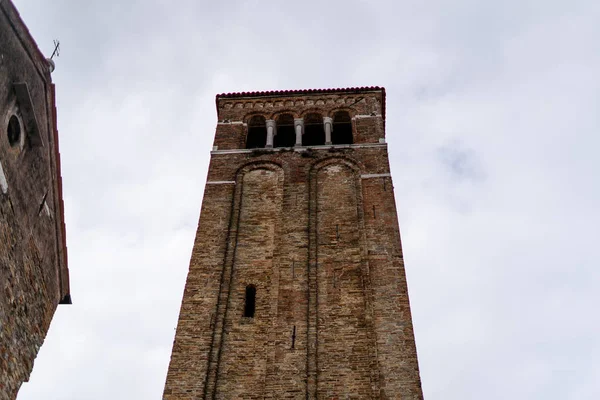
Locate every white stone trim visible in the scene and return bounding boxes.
[217,121,246,125]
[361,173,391,179]
[206,180,236,185]
[0,161,7,194]
[352,114,382,119]
[210,142,387,155]
[211,148,254,154]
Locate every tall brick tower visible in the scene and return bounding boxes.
[163,87,423,399]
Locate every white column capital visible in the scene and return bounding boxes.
[323,117,333,145]
[266,119,276,148]
[294,118,304,146]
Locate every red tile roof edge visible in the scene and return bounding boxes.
[216,86,386,120]
[50,83,70,302]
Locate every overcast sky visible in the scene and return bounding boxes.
[12,0,600,398]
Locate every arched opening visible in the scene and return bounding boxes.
[244,285,256,318]
[7,115,21,147]
[246,115,267,149]
[332,111,353,145]
[303,113,325,146]
[274,113,295,148]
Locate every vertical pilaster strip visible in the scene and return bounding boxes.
[203,179,244,399]
[306,164,319,399]
[313,160,381,398]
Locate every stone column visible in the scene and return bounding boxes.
[323,117,333,145]
[294,118,304,147]
[266,119,276,148]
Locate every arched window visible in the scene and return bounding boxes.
[274,113,295,148]
[332,111,353,145]
[244,285,256,318]
[7,115,21,147]
[303,113,325,146]
[246,115,267,149]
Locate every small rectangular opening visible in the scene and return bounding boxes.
[244,285,256,318]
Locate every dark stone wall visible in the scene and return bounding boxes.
[0,1,69,398]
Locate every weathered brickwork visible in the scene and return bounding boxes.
[314,161,377,398]
[0,1,70,399]
[212,90,385,151]
[163,88,423,399]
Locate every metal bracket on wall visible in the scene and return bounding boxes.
[13,82,44,147]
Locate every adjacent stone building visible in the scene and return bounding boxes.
[0,1,70,398]
[163,87,423,399]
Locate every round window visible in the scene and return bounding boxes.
[7,115,21,147]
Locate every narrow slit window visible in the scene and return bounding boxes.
[244,285,256,318]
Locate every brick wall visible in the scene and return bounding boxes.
[0,2,69,398]
[163,89,423,399]
[212,90,385,150]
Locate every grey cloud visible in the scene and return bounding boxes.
[437,140,485,183]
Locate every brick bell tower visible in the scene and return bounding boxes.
[163,87,424,399]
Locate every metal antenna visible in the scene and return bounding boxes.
[50,40,60,60]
